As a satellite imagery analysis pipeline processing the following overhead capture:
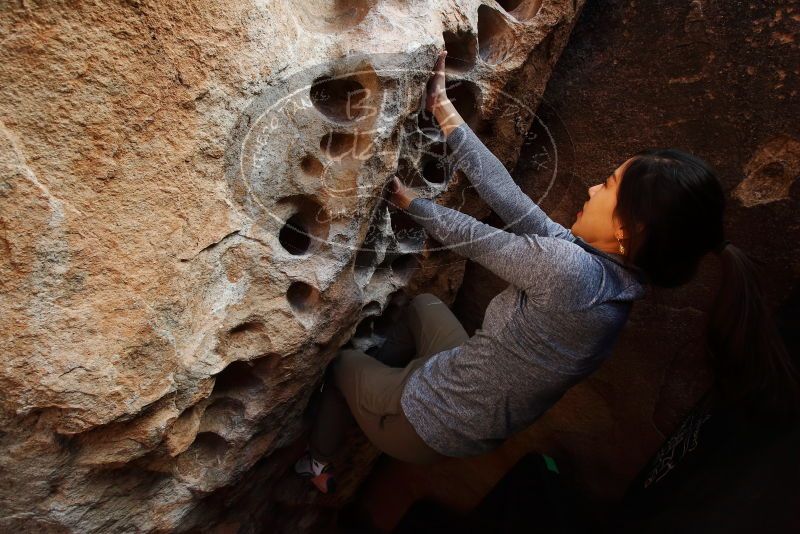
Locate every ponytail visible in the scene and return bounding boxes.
[707,242,800,423]
[614,148,798,421]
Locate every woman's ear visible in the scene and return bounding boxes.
[616,221,645,240]
[613,220,625,241]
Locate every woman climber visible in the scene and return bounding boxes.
[294,50,800,494]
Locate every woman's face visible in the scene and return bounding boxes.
[570,158,633,250]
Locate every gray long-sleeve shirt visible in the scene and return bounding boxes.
[400,122,648,457]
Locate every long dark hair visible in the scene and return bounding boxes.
[614,148,800,422]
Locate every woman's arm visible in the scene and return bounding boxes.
[427,61,463,139]
[444,123,575,240]
[402,195,601,305]
[428,51,574,240]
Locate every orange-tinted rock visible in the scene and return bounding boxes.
[0,0,582,531]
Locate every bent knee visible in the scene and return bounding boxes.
[332,349,369,374]
[411,292,444,308]
[409,292,449,323]
[337,348,369,360]
[332,348,377,387]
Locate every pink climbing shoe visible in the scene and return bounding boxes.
[294,449,337,494]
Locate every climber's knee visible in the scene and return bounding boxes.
[331,349,370,404]
[411,292,441,307]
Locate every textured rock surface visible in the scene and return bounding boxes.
[352,0,800,528]
[0,0,582,531]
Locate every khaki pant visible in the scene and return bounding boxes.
[310,293,469,464]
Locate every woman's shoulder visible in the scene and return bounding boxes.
[529,235,647,307]
[571,237,647,285]
[592,255,648,303]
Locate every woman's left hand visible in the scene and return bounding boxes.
[388,176,418,210]
[426,50,448,113]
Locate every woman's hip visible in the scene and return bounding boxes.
[333,349,442,463]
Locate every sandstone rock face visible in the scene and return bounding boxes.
[0,1,581,531]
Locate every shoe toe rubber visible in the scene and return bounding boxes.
[312,472,336,494]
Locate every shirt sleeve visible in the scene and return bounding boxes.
[405,197,603,308]
[445,122,575,241]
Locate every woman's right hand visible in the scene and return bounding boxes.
[425,50,448,112]
[388,176,418,211]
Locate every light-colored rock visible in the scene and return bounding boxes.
[0,0,582,530]
[733,134,800,207]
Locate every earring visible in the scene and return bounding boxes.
[616,235,625,255]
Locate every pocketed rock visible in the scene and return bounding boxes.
[0,1,582,531]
